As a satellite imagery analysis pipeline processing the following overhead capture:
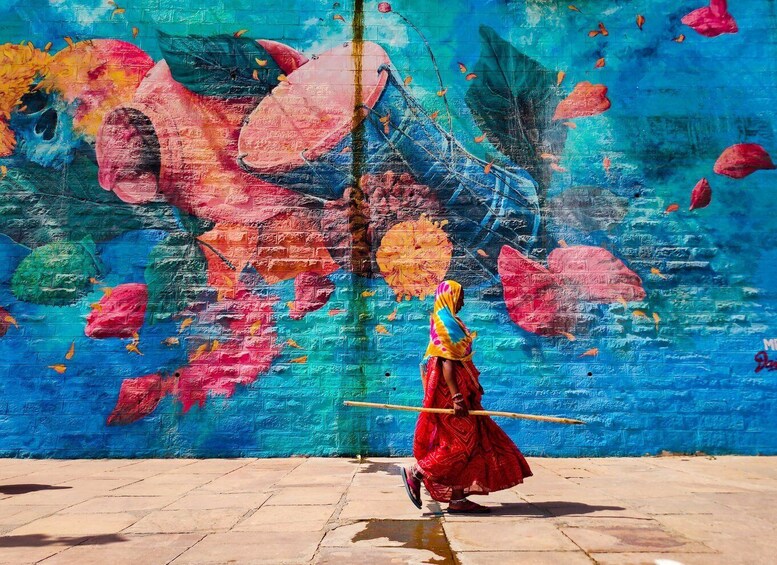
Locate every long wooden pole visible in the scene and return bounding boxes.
[343,400,585,425]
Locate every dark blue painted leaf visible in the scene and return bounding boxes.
[0,154,177,248]
[464,26,566,194]
[158,32,282,98]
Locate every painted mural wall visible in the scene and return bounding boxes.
[0,0,775,457]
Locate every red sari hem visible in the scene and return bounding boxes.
[413,357,532,503]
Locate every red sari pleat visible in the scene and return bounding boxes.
[413,357,532,502]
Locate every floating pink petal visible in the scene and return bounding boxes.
[553,82,611,120]
[85,283,148,339]
[682,0,738,38]
[498,245,576,336]
[107,374,171,425]
[289,272,336,320]
[713,143,776,179]
[548,246,645,303]
[689,178,712,210]
[378,2,392,13]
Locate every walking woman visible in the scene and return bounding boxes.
[402,280,532,513]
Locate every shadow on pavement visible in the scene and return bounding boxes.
[491,501,625,517]
[350,460,400,475]
[0,484,73,495]
[0,534,127,548]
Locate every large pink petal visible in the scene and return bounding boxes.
[238,42,390,172]
[498,245,576,336]
[713,144,776,179]
[681,1,738,37]
[548,246,645,303]
[85,283,148,339]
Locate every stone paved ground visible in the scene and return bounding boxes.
[0,456,775,564]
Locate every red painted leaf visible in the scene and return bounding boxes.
[553,81,611,120]
[85,283,147,338]
[689,178,712,210]
[107,374,169,425]
[289,272,336,320]
[498,245,576,336]
[548,246,645,303]
[713,143,776,179]
[681,0,738,38]
[0,307,15,337]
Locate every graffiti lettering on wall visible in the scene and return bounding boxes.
[0,0,775,453]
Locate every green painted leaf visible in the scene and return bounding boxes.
[145,232,208,323]
[464,25,567,194]
[158,32,282,98]
[11,240,102,305]
[0,154,177,248]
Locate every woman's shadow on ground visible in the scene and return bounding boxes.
[488,501,626,517]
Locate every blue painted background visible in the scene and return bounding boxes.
[1,0,776,457]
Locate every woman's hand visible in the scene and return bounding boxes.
[452,394,469,417]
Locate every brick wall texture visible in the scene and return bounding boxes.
[1,0,776,457]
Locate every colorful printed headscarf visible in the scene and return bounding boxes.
[425,280,474,361]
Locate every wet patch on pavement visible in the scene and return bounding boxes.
[351,518,456,564]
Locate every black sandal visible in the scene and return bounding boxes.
[401,467,423,509]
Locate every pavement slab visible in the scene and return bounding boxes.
[0,456,773,564]
[169,531,323,564]
[233,505,336,532]
[36,533,203,565]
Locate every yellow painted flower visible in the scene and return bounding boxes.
[377,215,452,302]
[38,39,153,137]
[0,42,50,156]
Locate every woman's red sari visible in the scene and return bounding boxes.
[413,356,533,502]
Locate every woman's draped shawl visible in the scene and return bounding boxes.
[425,280,474,361]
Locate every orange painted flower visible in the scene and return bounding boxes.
[39,39,153,137]
[376,216,452,302]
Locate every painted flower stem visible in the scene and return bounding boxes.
[393,11,454,139]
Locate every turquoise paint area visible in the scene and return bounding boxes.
[1,0,777,456]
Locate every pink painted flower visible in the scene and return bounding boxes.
[85,283,147,338]
[378,2,392,13]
